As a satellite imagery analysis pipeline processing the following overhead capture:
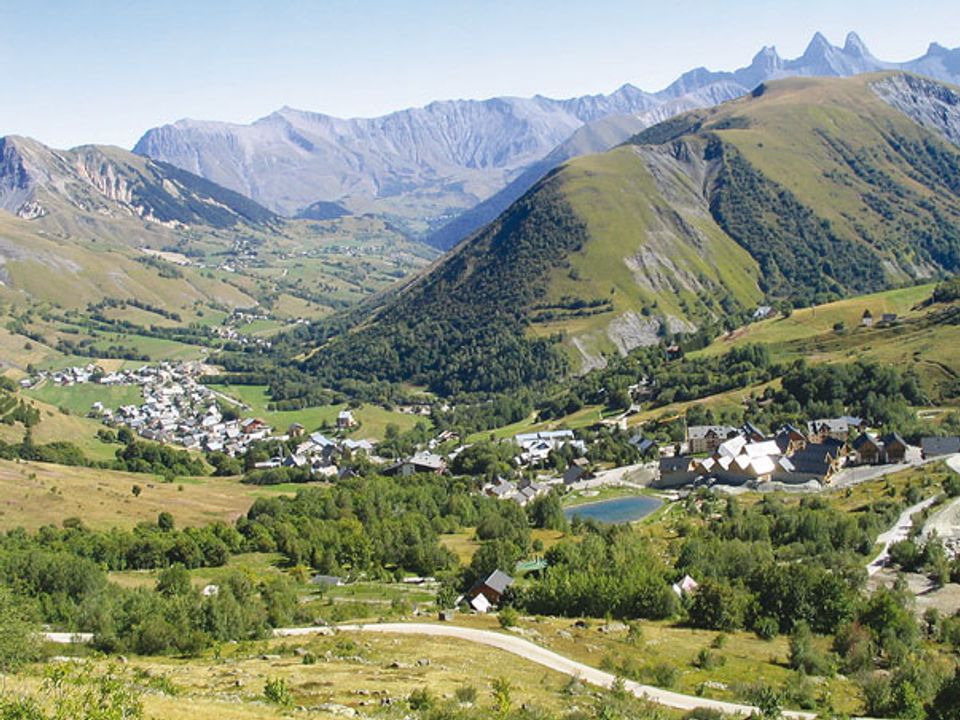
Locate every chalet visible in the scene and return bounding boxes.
[384,451,447,477]
[628,433,657,456]
[686,425,737,454]
[775,425,807,454]
[753,305,774,320]
[807,416,864,443]
[784,439,846,482]
[672,574,699,598]
[466,569,514,612]
[287,422,305,438]
[881,433,909,463]
[655,456,697,488]
[880,313,898,325]
[861,309,874,328]
[342,438,375,453]
[852,433,884,465]
[562,464,589,486]
[921,436,960,458]
[337,410,357,429]
[241,417,267,435]
[741,422,766,443]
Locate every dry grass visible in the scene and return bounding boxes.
[0,459,280,531]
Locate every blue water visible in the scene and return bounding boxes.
[563,495,662,524]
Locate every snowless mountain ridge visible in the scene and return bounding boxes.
[133,32,960,244]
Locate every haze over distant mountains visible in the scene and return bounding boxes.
[134,32,960,246]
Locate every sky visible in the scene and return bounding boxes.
[2,0,959,149]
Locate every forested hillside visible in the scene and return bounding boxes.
[292,72,960,399]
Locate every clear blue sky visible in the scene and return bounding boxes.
[2,0,958,149]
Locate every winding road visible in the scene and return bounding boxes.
[279,622,817,718]
[867,495,939,576]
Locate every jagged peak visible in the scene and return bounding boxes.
[843,31,871,57]
[750,45,782,69]
[802,31,834,59]
[926,42,949,56]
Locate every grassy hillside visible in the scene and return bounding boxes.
[300,72,960,395]
[0,459,276,531]
[696,282,960,399]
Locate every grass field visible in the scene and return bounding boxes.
[109,552,288,590]
[222,384,424,440]
[441,528,567,566]
[25,380,142,415]
[697,283,936,357]
[2,396,119,462]
[16,629,601,720]
[0,459,288,531]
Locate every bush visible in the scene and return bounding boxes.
[263,677,292,707]
[754,616,779,640]
[454,684,478,704]
[498,606,519,628]
[408,687,434,711]
[694,648,726,670]
[646,662,679,688]
[788,621,832,676]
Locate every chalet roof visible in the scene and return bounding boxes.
[921,436,960,457]
[743,440,781,459]
[660,456,693,474]
[880,432,908,448]
[483,570,515,594]
[787,440,844,476]
[852,433,882,450]
[687,425,736,440]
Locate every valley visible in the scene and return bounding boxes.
[3,23,960,720]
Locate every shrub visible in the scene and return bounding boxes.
[263,677,292,707]
[694,648,726,670]
[455,684,478,704]
[646,662,679,688]
[498,606,519,628]
[754,616,779,640]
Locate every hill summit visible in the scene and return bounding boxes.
[298,72,960,395]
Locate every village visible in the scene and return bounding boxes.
[22,362,960,507]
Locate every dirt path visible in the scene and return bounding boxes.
[868,495,940,576]
[279,623,819,718]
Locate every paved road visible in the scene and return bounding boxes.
[50,620,890,718]
[867,495,940,576]
[277,623,817,718]
[921,455,960,545]
[829,447,929,489]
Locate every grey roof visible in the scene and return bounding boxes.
[880,432,908,448]
[687,425,736,440]
[483,570,515,594]
[852,433,882,450]
[922,436,960,457]
[787,439,845,476]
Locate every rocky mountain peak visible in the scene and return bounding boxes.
[843,32,872,58]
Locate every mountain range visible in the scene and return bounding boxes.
[133,32,960,246]
[0,136,276,309]
[299,72,960,396]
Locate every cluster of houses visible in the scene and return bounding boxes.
[253,429,377,476]
[482,476,552,507]
[657,416,917,488]
[514,430,587,467]
[99,364,275,456]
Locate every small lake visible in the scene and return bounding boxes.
[563,495,662,524]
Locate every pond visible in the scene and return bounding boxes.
[563,494,662,524]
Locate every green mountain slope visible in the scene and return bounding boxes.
[0,136,436,315]
[301,72,960,396]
